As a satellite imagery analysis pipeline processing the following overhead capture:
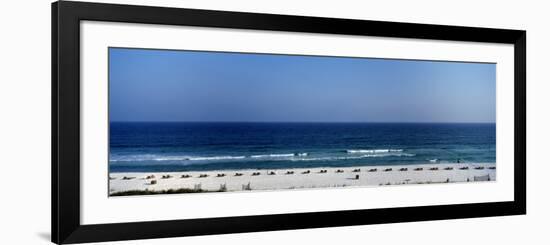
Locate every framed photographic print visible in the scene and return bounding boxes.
[52,1,526,244]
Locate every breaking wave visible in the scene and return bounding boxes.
[251,153,308,158]
[110,150,413,164]
[292,153,415,162]
[346,149,403,154]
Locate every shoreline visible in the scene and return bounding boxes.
[109,162,496,196]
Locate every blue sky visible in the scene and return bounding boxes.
[109,48,496,123]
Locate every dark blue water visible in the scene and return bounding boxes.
[109,122,496,172]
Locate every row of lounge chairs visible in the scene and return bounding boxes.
[115,165,496,180]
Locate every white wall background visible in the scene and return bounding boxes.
[0,0,547,244]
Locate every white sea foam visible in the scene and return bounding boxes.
[188,156,246,161]
[110,154,192,162]
[346,149,404,154]
[291,153,415,162]
[251,153,309,158]
[110,151,412,163]
[251,154,294,158]
[110,154,246,162]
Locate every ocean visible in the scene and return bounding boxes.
[109,122,496,173]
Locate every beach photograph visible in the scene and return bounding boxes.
[108,48,496,196]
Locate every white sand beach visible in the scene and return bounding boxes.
[109,162,496,195]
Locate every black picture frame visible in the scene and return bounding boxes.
[52,1,526,244]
